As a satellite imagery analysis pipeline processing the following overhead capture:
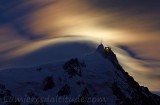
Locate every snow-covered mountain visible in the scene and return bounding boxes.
[0,44,159,105]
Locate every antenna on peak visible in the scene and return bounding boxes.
[100,40,103,45]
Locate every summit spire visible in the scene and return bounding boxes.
[96,43,104,54]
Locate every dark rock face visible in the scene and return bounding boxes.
[0,83,21,105]
[57,84,71,96]
[112,82,160,105]
[112,83,132,105]
[26,91,48,105]
[96,44,119,66]
[79,88,90,104]
[5,98,21,105]
[111,62,160,105]
[63,58,84,78]
[96,43,105,54]
[76,80,85,86]
[36,67,42,71]
[69,88,89,105]
[42,76,55,91]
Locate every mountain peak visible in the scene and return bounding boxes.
[96,44,118,64]
[96,43,105,53]
[96,43,112,55]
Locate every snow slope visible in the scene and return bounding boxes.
[0,39,96,69]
